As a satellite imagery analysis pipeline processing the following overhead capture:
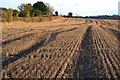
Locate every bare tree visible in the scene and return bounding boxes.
[45,3,54,15]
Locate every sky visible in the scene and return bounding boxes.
[0,0,120,16]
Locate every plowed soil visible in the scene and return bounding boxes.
[2,18,120,78]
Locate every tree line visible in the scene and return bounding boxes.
[1,1,54,22]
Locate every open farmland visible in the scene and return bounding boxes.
[2,18,120,78]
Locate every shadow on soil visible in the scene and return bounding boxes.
[2,27,78,69]
[2,37,46,69]
[73,26,100,78]
[45,27,78,44]
[2,34,34,45]
[99,26,120,41]
[109,28,120,41]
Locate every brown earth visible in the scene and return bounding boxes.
[1,18,120,78]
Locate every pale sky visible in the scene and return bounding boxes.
[0,0,119,16]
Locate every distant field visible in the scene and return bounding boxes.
[2,18,120,78]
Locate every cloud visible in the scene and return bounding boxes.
[0,0,119,16]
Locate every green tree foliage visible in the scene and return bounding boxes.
[0,8,7,18]
[34,10,41,17]
[55,11,58,16]
[33,1,48,14]
[2,1,55,22]
[68,12,73,17]
[13,10,19,18]
[18,3,33,17]
[30,9,41,17]
[18,1,54,17]
[7,8,13,19]
[2,8,13,21]
[1,9,5,17]
[30,9,36,17]
[0,8,7,10]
